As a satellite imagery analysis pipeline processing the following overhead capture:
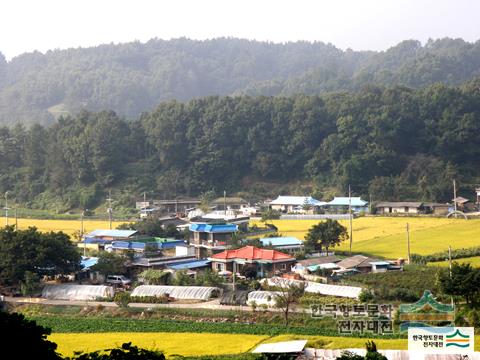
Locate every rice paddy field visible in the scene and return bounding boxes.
[6,218,128,237]
[47,332,480,357]
[255,217,480,258]
[49,332,269,357]
[5,216,480,256]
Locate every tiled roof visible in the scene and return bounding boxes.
[211,246,294,261]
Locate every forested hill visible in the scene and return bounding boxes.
[1,81,479,211]
[1,37,480,125]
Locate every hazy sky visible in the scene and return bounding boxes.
[1,0,479,60]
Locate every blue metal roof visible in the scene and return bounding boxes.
[259,237,303,247]
[81,256,99,269]
[84,237,113,244]
[168,259,211,270]
[190,223,238,233]
[111,239,186,251]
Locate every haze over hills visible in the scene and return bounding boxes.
[1,37,480,125]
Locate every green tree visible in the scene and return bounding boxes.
[271,278,306,326]
[0,311,62,360]
[67,342,165,360]
[304,219,348,253]
[0,226,81,286]
[91,252,127,276]
[437,263,480,306]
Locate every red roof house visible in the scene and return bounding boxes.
[209,246,295,278]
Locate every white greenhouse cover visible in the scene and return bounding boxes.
[246,290,282,306]
[253,340,307,353]
[305,282,362,299]
[131,285,220,300]
[266,277,362,299]
[42,284,114,301]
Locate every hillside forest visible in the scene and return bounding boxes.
[1,37,480,126]
[0,79,479,211]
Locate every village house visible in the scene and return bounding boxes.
[292,255,341,276]
[212,197,249,211]
[376,202,424,214]
[335,255,385,274]
[325,197,368,213]
[258,236,304,254]
[209,246,296,277]
[269,196,326,213]
[189,221,238,258]
[423,202,451,215]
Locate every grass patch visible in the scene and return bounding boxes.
[428,256,480,268]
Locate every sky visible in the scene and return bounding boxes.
[1,0,480,60]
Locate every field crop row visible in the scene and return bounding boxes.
[31,315,402,339]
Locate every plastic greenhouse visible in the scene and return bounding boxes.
[305,282,362,299]
[42,284,114,301]
[246,291,282,307]
[131,285,221,300]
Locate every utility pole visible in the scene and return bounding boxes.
[4,191,9,226]
[453,179,457,218]
[81,210,86,257]
[448,245,453,306]
[14,208,18,230]
[349,185,353,255]
[224,190,227,216]
[406,223,411,264]
[232,261,236,292]
[107,190,113,230]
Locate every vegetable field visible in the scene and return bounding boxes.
[256,217,480,258]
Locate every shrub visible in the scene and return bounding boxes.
[114,292,131,308]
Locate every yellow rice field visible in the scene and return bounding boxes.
[7,218,128,238]
[50,332,269,357]
[255,217,480,258]
[49,332,480,356]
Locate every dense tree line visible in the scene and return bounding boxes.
[2,38,480,125]
[0,80,480,210]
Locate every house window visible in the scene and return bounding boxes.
[280,264,287,271]
[216,263,224,272]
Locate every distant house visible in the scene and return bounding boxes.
[151,198,201,214]
[452,196,471,211]
[189,221,238,258]
[269,196,326,213]
[292,255,340,275]
[209,245,296,277]
[85,229,138,241]
[335,255,392,274]
[326,197,368,213]
[258,237,304,253]
[376,202,424,215]
[212,197,249,211]
[423,203,451,215]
